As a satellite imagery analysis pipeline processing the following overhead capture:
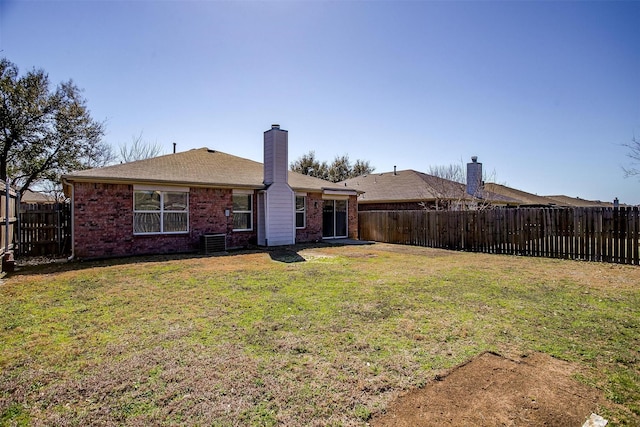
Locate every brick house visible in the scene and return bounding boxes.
[340,158,560,211]
[341,156,619,211]
[62,125,359,260]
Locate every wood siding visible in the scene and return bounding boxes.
[264,183,295,246]
[359,207,640,265]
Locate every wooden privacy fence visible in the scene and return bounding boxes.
[359,207,640,265]
[19,202,71,256]
[0,185,18,259]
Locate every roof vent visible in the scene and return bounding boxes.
[271,124,280,129]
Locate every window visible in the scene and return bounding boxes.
[134,190,188,234]
[233,192,253,231]
[296,195,306,228]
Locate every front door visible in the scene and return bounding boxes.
[322,199,348,239]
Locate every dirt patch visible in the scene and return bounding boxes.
[373,351,606,427]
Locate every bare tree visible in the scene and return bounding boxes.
[622,135,640,179]
[424,159,497,211]
[119,132,163,163]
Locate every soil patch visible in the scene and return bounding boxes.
[373,351,606,427]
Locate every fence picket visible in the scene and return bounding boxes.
[359,207,640,265]
[19,202,71,256]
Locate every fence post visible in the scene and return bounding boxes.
[357,206,636,265]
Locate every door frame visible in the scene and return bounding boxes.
[322,198,348,239]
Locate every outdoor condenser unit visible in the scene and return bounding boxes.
[200,233,226,254]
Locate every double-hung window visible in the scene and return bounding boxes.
[133,187,189,234]
[295,195,306,228]
[233,191,253,231]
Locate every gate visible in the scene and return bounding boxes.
[19,202,71,256]
[1,185,18,259]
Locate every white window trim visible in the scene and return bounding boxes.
[232,190,253,232]
[133,188,189,235]
[295,195,306,229]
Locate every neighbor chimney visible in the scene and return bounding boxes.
[394,165,397,175]
[173,142,176,154]
[466,156,482,196]
[614,197,619,208]
[264,124,288,185]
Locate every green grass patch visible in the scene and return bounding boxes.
[1,246,638,425]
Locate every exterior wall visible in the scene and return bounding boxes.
[73,182,137,259]
[296,192,324,242]
[466,158,482,196]
[192,187,254,250]
[263,126,289,185]
[347,195,359,239]
[72,183,258,259]
[73,183,358,259]
[295,194,359,241]
[264,182,295,246]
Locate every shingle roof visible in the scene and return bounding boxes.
[341,169,517,204]
[482,183,558,206]
[543,195,616,208]
[341,169,467,203]
[21,190,56,204]
[63,148,355,193]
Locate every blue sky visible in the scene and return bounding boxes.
[2,0,639,204]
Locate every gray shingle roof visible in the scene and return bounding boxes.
[341,169,468,203]
[543,194,616,208]
[341,169,516,204]
[482,183,558,206]
[63,148,355,193]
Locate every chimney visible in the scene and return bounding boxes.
[173,142,176,154]
[264,124,288,185]
[466,156,482,196]
[393,165,397,175]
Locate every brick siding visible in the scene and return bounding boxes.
[348,195,359,239]
[72,183,352,259]
[295,192,323,242]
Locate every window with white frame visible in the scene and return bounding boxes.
[133,188,189,234]
[233,191,253,231]
[295,195,306,228]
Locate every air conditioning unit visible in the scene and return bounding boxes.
[200,233,226,254]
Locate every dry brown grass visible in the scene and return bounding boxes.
[1,243,638,426]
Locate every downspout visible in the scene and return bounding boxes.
[291,191,296,244]
[263,190,268,247]
[5,176,9,256]
[62,177,75,261]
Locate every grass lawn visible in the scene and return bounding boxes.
[1,243,638,426]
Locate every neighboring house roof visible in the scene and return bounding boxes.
[544,195,616,208]
[21,190,56,204]
[340,164,619,209]
[63,148,355,193]
[482,183,559,207]
[341,169,516,205]
[341,169,467,203]
[479,185,619,208]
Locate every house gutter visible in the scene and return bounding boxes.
[61,175,265,191]
[321,188,359,196]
